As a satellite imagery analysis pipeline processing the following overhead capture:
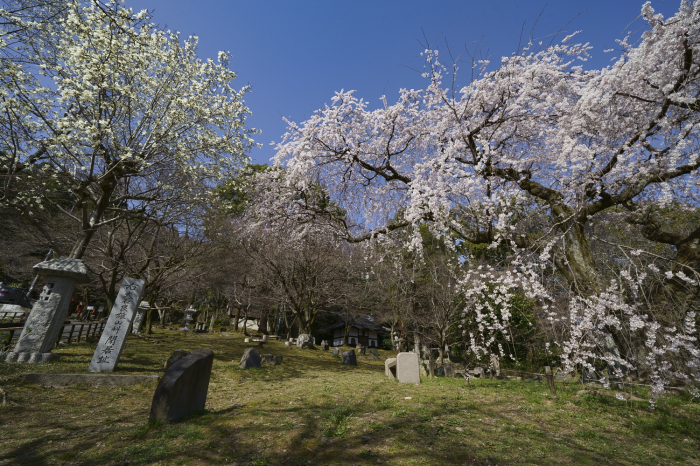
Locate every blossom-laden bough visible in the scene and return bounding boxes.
[0,0,257,258]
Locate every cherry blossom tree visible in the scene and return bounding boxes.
[0,0,256,258]
[263,1,700,393]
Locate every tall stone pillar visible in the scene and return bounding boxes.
[5,258,90,363]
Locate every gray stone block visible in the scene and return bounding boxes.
[239,347,261,368]
[6,351,60,363]
[10,293,66,357]
[23,373,158,387]
[341,350,357,366]
[397,352,420,384]
[385,357,397,379]
[332,347,339,358]
[149,349,214,422]
[297,334,314,348]
[261,354,283,365]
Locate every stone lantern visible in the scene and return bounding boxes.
[181,307,196,330]
[5,258,90,363]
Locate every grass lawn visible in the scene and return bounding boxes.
[0,329,698,465]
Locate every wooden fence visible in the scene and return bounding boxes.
[1,320,107,351]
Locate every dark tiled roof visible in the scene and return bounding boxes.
[320,316,390,333]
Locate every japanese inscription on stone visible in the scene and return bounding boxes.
[89,277,145,372]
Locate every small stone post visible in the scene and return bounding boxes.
[131,301,149,334]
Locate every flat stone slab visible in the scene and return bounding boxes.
[385,358,397,379]
[22,373,158,387]
[150,349,214,422]
[397,352,420,384]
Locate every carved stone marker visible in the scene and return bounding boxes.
[332,347,339,358]
[6,258,90,363]
[131,301,149,334]
[149,349,214,422]
[396,352,421,384]
[88,278,145,372]
[341,350,357,366]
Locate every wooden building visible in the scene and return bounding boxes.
[322,317,390,348]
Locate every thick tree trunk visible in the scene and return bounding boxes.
[551,206,607,297]
[233,304,241,332]
[259,312,269,335]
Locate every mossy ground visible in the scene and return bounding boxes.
[0,329,698,465]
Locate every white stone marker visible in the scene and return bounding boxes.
[131,301,149,334]
[6,258,90,363]
[490,353,501,377]
[396,352,421,384]
[89,278,145,372]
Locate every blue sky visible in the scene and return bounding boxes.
[127,0,682,165]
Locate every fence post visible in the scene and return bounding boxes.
[67,323,75,343]
[545,366,558,399]
[55,324,66,347]
[77,324,84,342]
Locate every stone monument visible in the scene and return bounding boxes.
[341,350,357,365]
[5,258,90,363]
[131,301,149,334]
[396,352,421,384]
[88,277,145,372]
[150,349,214,422]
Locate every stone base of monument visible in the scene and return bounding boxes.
[150,349,214,422]
[5,351,60,363]
[22,373,158,387]
[260,354,283,365]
